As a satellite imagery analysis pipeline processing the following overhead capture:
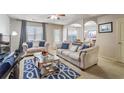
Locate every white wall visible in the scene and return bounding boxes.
[96,15,124,61]
[0,15,10,35]
[0,14,10,41]
[10,18,21,52]
[46,24,63,49]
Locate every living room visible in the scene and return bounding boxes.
[1,0,124,93]
[0,14,124,79]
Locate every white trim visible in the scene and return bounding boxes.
[99,56,124,63]
[117,18,124,63]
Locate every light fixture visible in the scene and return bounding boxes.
[47,14,65,20]
[48,15,60,20]
[50,15,59,20]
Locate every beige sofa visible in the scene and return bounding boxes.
[22,41,49,54]
[56,44,99,70]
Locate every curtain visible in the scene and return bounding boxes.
[18,20,27,52]
[42,23,46,40]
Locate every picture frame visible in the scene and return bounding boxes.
[98,22,113,33]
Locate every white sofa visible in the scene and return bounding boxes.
[22,41,49,54]
[56,44,99,70]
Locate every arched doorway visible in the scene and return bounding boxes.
[84,21,97,42]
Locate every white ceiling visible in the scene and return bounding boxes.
[8,14,102,25]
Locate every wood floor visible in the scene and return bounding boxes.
[49,50,124,79]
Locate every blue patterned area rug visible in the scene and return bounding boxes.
[23,58,80,79]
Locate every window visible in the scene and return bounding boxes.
[87,30,96,38]
[26,22,43,41]
[68,30,77,42]
[63,25,81,42]
[68,27,78,42]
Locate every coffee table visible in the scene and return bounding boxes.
[33,52,60,78]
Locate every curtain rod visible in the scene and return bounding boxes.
[11,18,47,24]
[11,18,63,26]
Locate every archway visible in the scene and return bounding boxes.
[84,21,97,42]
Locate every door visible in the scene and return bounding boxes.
[118,18,124,62]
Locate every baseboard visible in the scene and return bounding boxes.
[99,56,123,63]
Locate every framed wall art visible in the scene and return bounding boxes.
[98,22,113,33]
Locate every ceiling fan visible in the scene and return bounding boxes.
[47,14,65,20]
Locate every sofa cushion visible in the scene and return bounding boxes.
[0,62,11,78]
[33,41,39,47]
[68,52,80,61]
[69,45,79,52]
[27,42,33,48]
[62,50,72,56]
[39,41,45,47]
[61,43,69,49]
[57,49,66,54]
[27,47,45,53]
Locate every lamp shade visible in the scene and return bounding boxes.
[11,31,18,36]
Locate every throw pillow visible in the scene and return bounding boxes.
[39,41,45,47]
[2,52,15,66]
[69,45,79,52]
[80,44,89,50]
[61,43,69,49]
[0,62,11,78]
[0,53,9,62]
[33,41,39,47]
[27,42,33,48]
[77,46,82,52]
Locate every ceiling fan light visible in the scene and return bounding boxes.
[50,15,57,19]
[48,14,62,20]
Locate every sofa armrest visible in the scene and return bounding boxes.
[22,42,28,52]
[44,42,49,51]
[80,46,99,53]
[79,46,99,69]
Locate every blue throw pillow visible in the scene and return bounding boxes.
[80,44,89,50]
[0,53,9,62]
[2,52,15,66]
[27,42,33,48]
[39,41,45,47]
[0,62,11,78]
[61,43,69,49]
